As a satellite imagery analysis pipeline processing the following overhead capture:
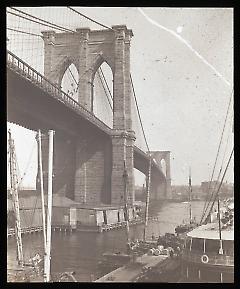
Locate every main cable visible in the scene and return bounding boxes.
[130,73,150,152]
[7,9,74,33]
[9,7,75,33]
[7,27,42,37]
[67,7,113,31]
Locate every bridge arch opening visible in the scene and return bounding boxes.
[61,63,79,102]
[92,62,113,128]
[134,168,147,201]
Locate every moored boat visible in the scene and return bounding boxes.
[180,201,234,283]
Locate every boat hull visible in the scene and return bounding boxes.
[181,259,234,283]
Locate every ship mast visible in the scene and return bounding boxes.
[143,157,152,242]
[123,160,130,245]
[8,130,24,267]
[36,130,47,255]
[188,167,192,223]
[44,130,54,282]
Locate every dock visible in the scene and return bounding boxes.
[95,253,168,282]
[7,225,75,237]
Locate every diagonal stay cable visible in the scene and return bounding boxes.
[99,67,113,100]
[67,66,78,86]
[97,70,113,110]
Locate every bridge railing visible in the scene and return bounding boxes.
[7,50,111,134]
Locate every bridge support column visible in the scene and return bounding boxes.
[42,31,59,85]
[36,132,76,200]
[150,178,166,200]
[74,134,112,205]
[164,152,172,199]
[111,131,135,205]
[76,28,92,110]
[111,26,135,206]
[125,132,136,205]
[150,151,172,199]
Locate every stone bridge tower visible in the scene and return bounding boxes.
[150,151,171,199]
[40,26,135,205]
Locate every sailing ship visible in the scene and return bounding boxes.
[180,199,234,283]
[175,169,198,236]
[7,129,77,282]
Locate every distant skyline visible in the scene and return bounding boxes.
[7,7,233,187]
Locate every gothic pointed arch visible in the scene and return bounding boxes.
[60,61,79,101]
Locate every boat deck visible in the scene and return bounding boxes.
[95,254,168,282]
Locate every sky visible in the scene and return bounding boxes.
[7,7,234,187]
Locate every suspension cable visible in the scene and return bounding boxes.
[67,6,113,30]
[130,73,150,152]
[67,66,78,86]
[7,10,74,33]
[97,70,113,110]
[200,89,233,224]
[9,7,75,33]
[99,67,113,100]
[7,27,42,37]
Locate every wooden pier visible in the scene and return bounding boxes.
[7,225,75,237]
[77,218,144,233]
[95,253,169,282]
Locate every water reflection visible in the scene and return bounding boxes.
[7,201,214,281]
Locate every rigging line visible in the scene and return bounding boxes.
[67,6,113,31]
[99,67,113,100]
[7,10,73,34]
[16,142,37,189]
[201,115,234,221]
[9,7,75,33]
[200,89,233,224]
[7,27,42,37]
[200,97,233,224]
[130,73,150,152]
[203,147,234,224]
[97,70,113,110]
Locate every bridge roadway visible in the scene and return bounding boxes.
[7,50,166,200]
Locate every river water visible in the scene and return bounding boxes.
[7,200,214,282]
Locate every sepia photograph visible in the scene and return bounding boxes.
[6,6,234,283]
